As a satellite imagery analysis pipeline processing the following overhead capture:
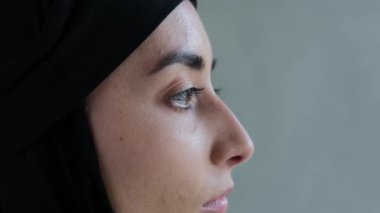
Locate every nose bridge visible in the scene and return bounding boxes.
[209,97,254,168]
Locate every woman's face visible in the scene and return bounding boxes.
[86,1,254,213]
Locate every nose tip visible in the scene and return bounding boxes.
[210,123,254,168]
[209,101,255,168]
[225,127,254,167]
[240,137,254,164]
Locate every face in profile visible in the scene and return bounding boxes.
[86,1,254,213]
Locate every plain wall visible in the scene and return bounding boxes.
[198,1,380,213]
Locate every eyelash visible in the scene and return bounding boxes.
[214,88,222,95]
[169,87,204,111]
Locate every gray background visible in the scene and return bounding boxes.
[198,1,380,213]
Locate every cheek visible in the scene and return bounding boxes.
[92,100,211,211]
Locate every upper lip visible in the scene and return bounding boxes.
[203,184,234,205]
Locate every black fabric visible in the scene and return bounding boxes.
[0,0,184,163]
[0,105,111,212]
[0,0,193,212]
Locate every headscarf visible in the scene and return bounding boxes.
[0,0,195,211]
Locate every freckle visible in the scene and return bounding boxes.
[119,137,124,141]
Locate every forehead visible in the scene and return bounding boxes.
[133,1,212,70]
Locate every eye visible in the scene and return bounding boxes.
[214,88,222,95]
[169,87,204,111]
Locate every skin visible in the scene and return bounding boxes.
[86,1,254,213]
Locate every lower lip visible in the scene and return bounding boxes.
[202,195,229,213]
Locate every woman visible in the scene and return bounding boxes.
[0,0,253,212]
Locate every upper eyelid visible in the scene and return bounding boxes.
[171,87,204,99]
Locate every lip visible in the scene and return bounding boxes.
[201,186,234,213]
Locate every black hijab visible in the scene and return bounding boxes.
[0,0,196,212]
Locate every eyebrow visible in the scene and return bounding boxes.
[148,51,217,75]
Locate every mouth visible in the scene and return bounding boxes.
[201,186,233,213]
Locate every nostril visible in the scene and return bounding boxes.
[228,155,243,166]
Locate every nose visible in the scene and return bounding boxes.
[209,98,254,168]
